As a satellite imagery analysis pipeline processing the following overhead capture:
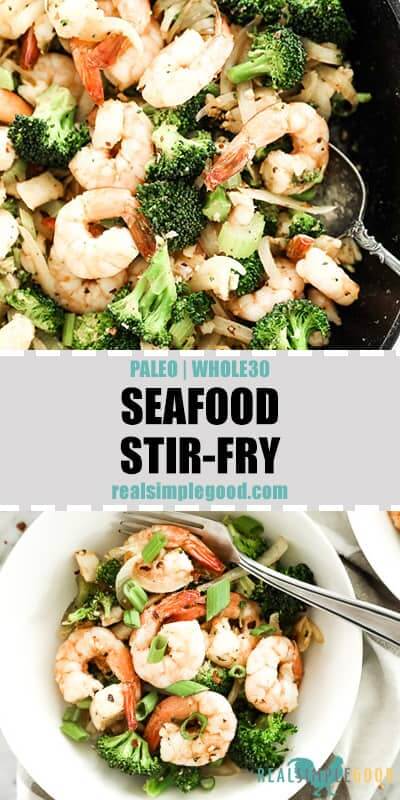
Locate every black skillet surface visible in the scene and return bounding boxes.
[326,0,400,348]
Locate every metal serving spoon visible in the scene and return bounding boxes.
[120,511,400,647]
[315,143,400,278]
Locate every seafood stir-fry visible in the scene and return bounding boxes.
[55,516,323,792]
[0,0,367,350]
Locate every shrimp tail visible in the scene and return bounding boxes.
[122,199,157,261]
[71,39,105,106]
[205,141,253,191]
[286,234,315,262]
[156,589,206,623]
[89,33,130,68]
[144,696,196,752]
[123,683,138,730]
[185,537,225,575]
[20,26,40,70]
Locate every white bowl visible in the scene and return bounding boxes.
[348,510,400,600]
[0,512,362,800]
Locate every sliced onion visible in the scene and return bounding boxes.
[205,315,253,345]
[115,556,139,607]
[237,81,256,124]
[239,187,336,215]
[303,38,342,65]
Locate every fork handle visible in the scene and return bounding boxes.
[238,554,400,647]
[349,220,400,279]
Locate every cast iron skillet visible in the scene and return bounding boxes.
[327,0,400,348]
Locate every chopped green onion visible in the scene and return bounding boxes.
[123,579,148,612]
[62,313,76,347]
[180,712,208,740]
[136,690,159,721]
[250,624,276,637]
[228,665,246,678]
[142,531,167,564]
[147,634,168,664]
[123,608,141,628]
[62,706,81,723]
[230,516,263,536]
[165,680,207,697]
[357,92,372,104]
[201,777,216,791]
[206,579,230,621]
[236,575,255,598]
[60,721,89,742]
[76,698,92,710]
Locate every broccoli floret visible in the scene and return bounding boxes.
[96,559,121,589]
[147,124,216,182]
[228,27,306,90]
[144,85,219,136]
[72,310,140,350]
[225,515,267,560]
[169,286,213,349]
[144,766,201,796]
[173,767,202,792]
[256,202,280,235]
[6,284,64,334]
[287,0,352,46]
[251,563,315,629]
[194,660,233,695]
[2,197,19,216]
[219,0,285,25]
[136,181,206,254]
[8,86,90,168]
[63,590,116,626]
[250,299,330,350]
[288,212,326,239]
[109,241,176,346]
[236,252,265,297]
[229,710,298,772]
[96,730,162,776]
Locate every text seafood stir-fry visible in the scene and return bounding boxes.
[56,517,323,793]
[0,0,368,350]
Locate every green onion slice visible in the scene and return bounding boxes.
[228,664,246,678]
[62,706,81,723]
[123,579,148,612]
[147,634,168,663]
[60,721,89,742]
[250,624,277,637]
[76,698,92,710]
[206,579,230,621]
[164,680,207,697]
[62,313,76,348]
[142,531,167,564]
[136,690,159,722]
[200,777,216,791]
[123,608,141,628]
[180,712,208,740]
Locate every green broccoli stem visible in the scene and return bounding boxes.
[229,57,274,84]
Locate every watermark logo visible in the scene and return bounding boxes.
[257,755,394,798]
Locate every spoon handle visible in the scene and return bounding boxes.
[349,220,400,278]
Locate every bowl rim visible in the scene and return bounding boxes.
[0,511,363,800]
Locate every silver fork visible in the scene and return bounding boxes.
[120,512,400,647]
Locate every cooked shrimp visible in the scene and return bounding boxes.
[90,683,127,731]
[69,99,153,192]
[130,590,206,688]
[245,635,303,714]
[46,258,130,313]
[0,89,32,124]
[205,102,329,195]
[0,314,35,350]
[307,287,342,326]
[18,53,84,107]
[144,691,237,765]
[50,188,138,280]
[0,127,15,172]
[230,286,294,323]
[104,19,163,90]
[388,512,400,532]
[98,0,151,34]
[258,238,305,297]
[55,626,141,729]
[46,0,142,47]
[296,246,360,306]
[110,525,225,592]
[0,0,44,40]
[140,20,234,108]
[206,593,262,668]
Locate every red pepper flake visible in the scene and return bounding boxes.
[16,521,27,533]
